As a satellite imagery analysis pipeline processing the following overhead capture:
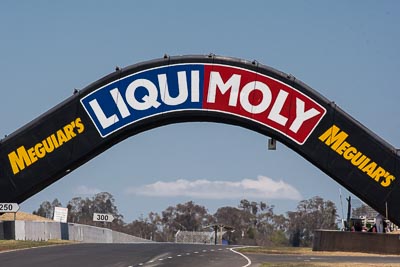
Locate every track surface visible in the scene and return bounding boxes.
[0,243,249,267]
[2,243,400,266]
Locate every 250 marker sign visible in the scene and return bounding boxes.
[0,203,20,213]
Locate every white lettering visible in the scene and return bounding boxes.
[89,99,118,128]
[240,81,272,114]
[125,79,161,110]
[268,90,289,126]
[159,71,188,106]
[83,66,324,142]
[191,71,200,102]
[207,71,241,106]
[289,98,320,133]
[110,88,130,118]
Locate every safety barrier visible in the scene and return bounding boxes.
[0,220,151,243]
[313,230,400,254]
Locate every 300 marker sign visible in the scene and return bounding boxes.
[93,212,114,222]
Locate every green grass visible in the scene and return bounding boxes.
[260,263,400,267]
[238,247,400,267]
[261,263,318,267]
[0,240,73,252]
[237,246,312,255]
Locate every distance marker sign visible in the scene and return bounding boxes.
[93,213,114,222]
[0,203,20,213]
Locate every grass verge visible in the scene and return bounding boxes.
[237,247,400,267]
[237,246,400,257]
[0,240,73,252]
[260,263,400,267]
[237,246,313,255]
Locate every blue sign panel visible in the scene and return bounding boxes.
[81,64,204,137]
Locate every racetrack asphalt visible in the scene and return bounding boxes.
[1,242,400,267]
[0,243,250,267]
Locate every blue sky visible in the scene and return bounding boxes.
[1,1,399,222]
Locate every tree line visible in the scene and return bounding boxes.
[33,192,338,247]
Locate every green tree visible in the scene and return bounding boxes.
[66,196,92,224]
[66,197,84,223]
[66,192,123,230]
[214,200,277,245]
[214,206,250,244]
[287,196,338,247]
[160,201,213,241]
[33,198,62,219]
[124,212,161,240]
[33,201,52,218]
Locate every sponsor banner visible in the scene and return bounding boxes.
[81,64,204,138]
[80,64,326,144]
[318,125,395,188]
[7,118,85,175]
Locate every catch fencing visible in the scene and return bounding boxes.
[174,230,216,244]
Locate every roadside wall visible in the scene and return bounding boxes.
[112,230,151,243]
[313,230,400,254]
[0,220,151,243]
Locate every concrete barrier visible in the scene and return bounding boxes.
[67,223,113,243]
[112,230,152,243]
[313,230,400,254]
[0,221,13,239]
[14,220,27,240]
[0,220,151,243]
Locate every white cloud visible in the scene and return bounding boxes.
[75,185,102,195]
[126,176,302,200]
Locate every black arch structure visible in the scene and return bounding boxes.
[0,55,399,225]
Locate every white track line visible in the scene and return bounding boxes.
[229,247,252,267]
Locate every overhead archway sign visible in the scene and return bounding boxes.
[0,55,398,225]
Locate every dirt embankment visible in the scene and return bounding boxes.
[0,211,53,222]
